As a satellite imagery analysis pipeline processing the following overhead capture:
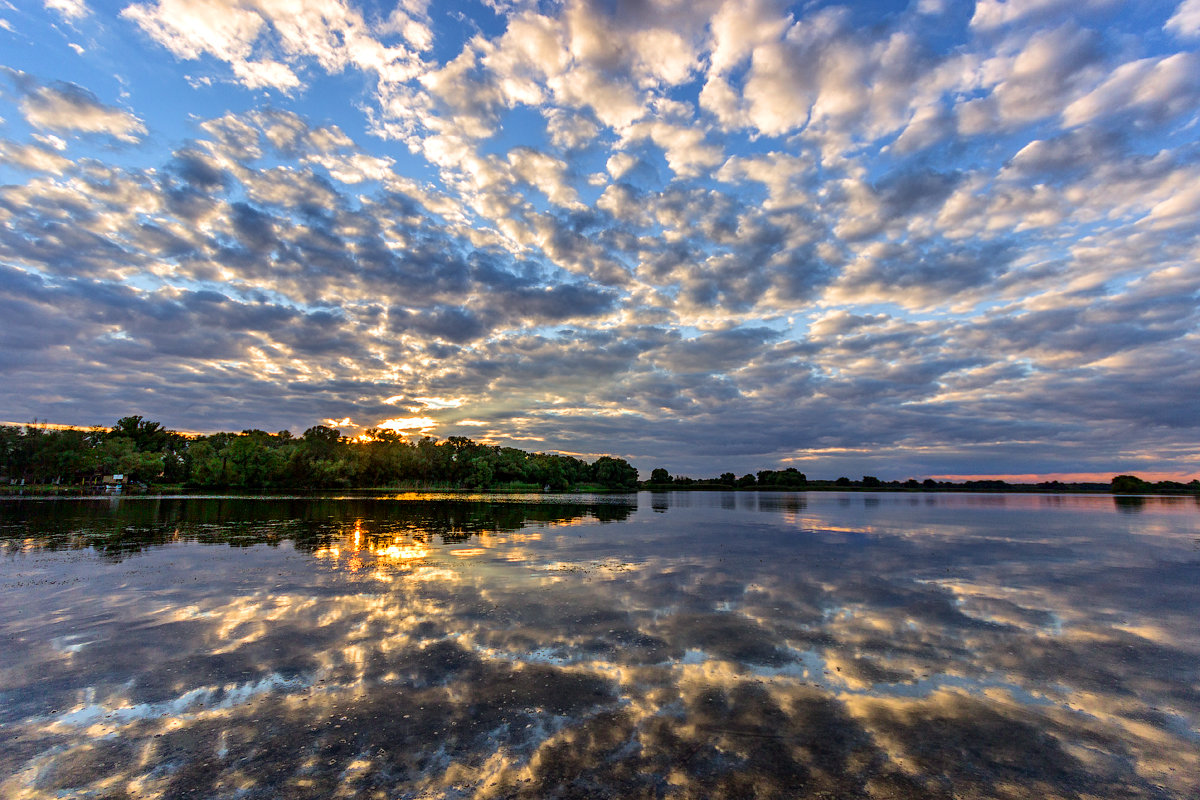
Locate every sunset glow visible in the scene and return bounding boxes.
[375,416,439,434]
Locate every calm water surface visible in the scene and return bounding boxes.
[1,492,1198,799]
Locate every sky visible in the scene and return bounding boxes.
[1,0,1198,481]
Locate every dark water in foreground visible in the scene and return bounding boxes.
[1,492,1198,799]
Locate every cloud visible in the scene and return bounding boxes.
[506,147,580,209]
[544,107,599,150]
[1062,52,1200,127]
[619,120,723,180]
[231,58,301,91]
[122,0,425,92]
[1,1,1199,478]
[825,238,1017,309]
[9,75,146,142]
[956,24,1103,135]
[122,0,266,63]
[0,139,72,173]
[43,0,90,20]
[1166,0,1200,37]
[971,0,1083,30]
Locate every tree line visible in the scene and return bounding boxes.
[646,468,1199,494]
[4,418,1194,496]
[0,417,639,492]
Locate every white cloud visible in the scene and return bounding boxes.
[701,6,937,155]
[544,108,598,150]
[122,0,264,62]
[548,64,644,130]
[970,0,1108,31]
[917,0,949,13]
[706,0,790,77]
[420,47,504,139]
[122,0,425,93]
[32,133,68,150]
[1166,0,1200,37]
[481,10,568,105]
[892,103,953,153]
[605,152,637,180]
[0,139,72,173]
[231,58,300,91]
[1140,174,1200,229]
[305,151,395,184]
[620,120,723,179]
[716,152,813,209]
[507,147,580,209]
[44,0,89,20]
[1062,52,1200,127]
[378,4,433,51]
[19,82,146,142]
[627,26,701,87]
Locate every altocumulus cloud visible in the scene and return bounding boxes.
[0,0,1198,479]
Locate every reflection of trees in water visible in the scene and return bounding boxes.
[1114,495,1147,513]
[0,497,636,559]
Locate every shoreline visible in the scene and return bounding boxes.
[2,484,1196,499]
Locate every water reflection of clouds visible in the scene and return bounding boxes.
[1,493,1198,798]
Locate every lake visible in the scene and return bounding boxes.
[1,491,1197,799]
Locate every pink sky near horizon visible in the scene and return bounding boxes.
[930,472,1198,484]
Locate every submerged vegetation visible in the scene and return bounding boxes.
[0,417,638,492]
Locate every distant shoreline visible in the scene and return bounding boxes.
[2,483,1196,499]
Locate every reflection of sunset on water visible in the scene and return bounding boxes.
[380,543,430,561]
[0,492,1197,799]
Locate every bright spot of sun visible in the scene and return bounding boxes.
[376,416,437,433]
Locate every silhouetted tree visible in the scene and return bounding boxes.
[1111,475,1148,494]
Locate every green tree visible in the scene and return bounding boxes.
[110,416,171,452]
[226,433,285,486]
[649,467,671,484]
[464,456,495,489]
[187,441,226,486]
[592,456,638,490]
[1111,475,1148,494]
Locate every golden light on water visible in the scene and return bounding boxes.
[309,518,507,574]
[380,544,430,561]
